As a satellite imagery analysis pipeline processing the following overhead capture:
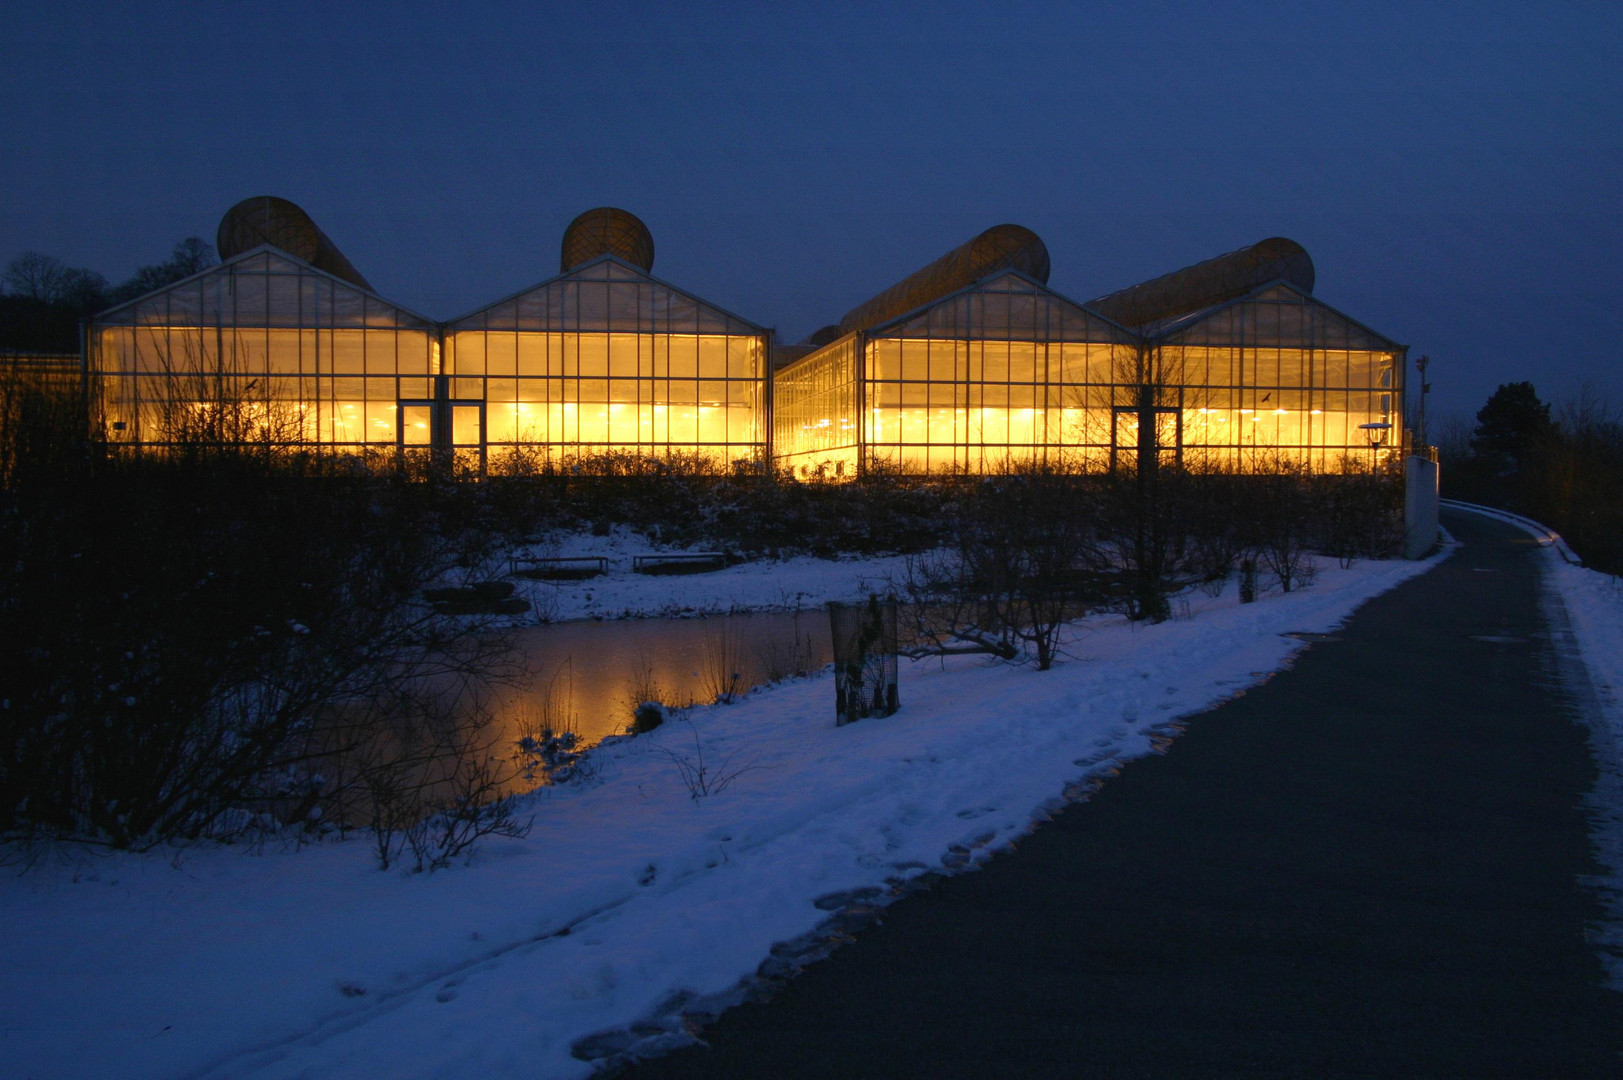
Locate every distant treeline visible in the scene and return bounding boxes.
[0,240,217,353]
[1439,381,1623,574]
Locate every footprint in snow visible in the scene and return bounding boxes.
[955,805,997,820]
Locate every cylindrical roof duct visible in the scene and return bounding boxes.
[216,196,374,291]
[561,207,655,273]
[837,224,1050,336]
[1088,237,1314,329]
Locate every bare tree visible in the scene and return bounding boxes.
[3,252,68,301]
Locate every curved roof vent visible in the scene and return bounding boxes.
[561,207,655,273]
[1088,237,1314,329]
[802,324,844,348]
[217,196,373,291]
[838,224,1050,336]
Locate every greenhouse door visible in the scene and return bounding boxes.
[398,399,435,468]
[450,402,485,475]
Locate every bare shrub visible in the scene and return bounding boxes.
[0,400,527,850]
[347,689,534,872]
[898,466,1109,670]
[657,713,764,802]
[700,618,745,704]
[1243,456,1316,594]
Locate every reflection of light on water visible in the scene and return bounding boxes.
[482,611,836,755]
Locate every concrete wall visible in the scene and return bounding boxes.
[1404,455,1440,559]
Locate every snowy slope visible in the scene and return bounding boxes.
[502,528,921,622]
[0,552,1447,1080]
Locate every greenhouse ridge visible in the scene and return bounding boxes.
[86,199,1405,476]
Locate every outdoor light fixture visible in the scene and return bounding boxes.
[1358,421,1393,474]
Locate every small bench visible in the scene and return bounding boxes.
[510,555,609,580]
[632,552,727,575]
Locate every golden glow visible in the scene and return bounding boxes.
[452,331,763,462]
[774,336,1399,476]
[92,323,433,447]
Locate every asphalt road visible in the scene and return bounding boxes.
[621,510,1623,1078]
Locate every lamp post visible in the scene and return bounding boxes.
[1359,421,1392,476]
[1415,355,1431,450]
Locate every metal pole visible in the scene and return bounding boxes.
[1415,354,1431,450]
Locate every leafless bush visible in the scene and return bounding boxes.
[657,713,764,802]
[347,689,534,872]
[1242,456,1316,594]
[897,467,1110,670]
[623,648,666,720]
[0,402,529,850]
[895,548,1020,662]
[700,618,745,703]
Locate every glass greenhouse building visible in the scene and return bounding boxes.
[89,246,439,455]
[774,269,1142,477]
[83,200,1405,477]
[775,234,1404,477]
[443,255,770,473]
[1127,281,1404,474]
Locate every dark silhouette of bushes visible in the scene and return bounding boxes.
[0,375,517,849]
[1442,383,1623,574]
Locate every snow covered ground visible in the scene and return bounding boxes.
[1,550,1449,1080]
[502,528,921,622]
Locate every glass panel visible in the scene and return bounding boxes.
[401,405,432,446]
[331,331,365,375]
[365,401,396,443]
[452,405,481,447]
[484,334,513,376]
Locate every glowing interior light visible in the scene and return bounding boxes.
[1311,409,1323,415]
[1239,408,1253,414]
[1274,408,1288,414]
[1250,416,1261,422]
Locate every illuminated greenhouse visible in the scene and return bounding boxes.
[774,266,1141,477]
[442,211,770,472]
[84,199,1403,478]
[775,231,1406,476]
[87,229,439,455]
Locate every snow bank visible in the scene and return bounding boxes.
[0,552,1445,1080]
[505,528,920,622]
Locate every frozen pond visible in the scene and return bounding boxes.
[486,610,835,747]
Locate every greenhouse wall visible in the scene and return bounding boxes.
[774,270,1143,476]
[444,257,770,472]
[88,248,437,454]
[83,240,1403,479]
[1143,283,1405,473]
[773,333,860,478]
[772,273,1403,478]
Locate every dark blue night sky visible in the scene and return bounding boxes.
[4,1,1619,420]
